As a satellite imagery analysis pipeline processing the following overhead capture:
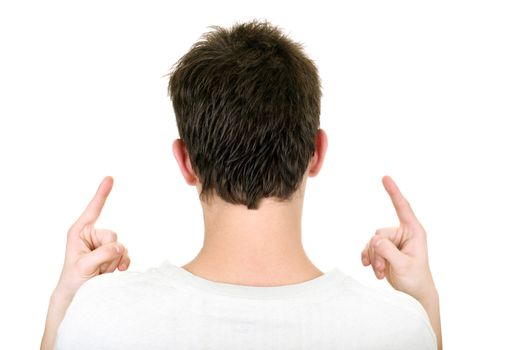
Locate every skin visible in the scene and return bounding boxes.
[41,129,441,350]
[40,177,130,350]
[361,175,442,350]
[172,130,328,287]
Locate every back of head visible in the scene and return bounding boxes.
[168,20,321,209]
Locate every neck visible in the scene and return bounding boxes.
[181,187,323,286]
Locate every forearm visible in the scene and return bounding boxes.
[417,288,442,350]
[41,287,74,350]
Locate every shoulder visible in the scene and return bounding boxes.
[338,275,437,349]
[55,268,165,349]
[62,263,174,312]
[341,275,428,318]
[61,270,144,310]
[68,263,176,303]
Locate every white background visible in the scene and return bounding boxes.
[1,0,524,348]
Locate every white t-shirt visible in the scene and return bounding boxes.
[55,260,437,350]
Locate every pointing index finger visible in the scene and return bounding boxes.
[73,176,114,229]
[382,175,420,227]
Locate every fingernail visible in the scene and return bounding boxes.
[119,264,126,271]
[375,239,383,247]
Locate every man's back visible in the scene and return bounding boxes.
[55,261,436,350]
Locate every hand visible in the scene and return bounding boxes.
[361,175,436,302]
[55,176,130,299]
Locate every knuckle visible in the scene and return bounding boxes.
[375,227,395,238]
[67,226,76,238]
[375,259,383,270]
[107,230,118,241]
[114,242,124,254]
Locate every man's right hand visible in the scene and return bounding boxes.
[361,175,436,301]
[361,175,441,349]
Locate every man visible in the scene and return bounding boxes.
[41,20,442,349]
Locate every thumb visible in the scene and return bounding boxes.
[77,242,124,276]
[375,239,407,269]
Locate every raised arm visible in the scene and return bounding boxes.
[40,176,130,350]
[361,176,442,350]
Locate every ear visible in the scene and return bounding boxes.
[172,139,198,185]
[308,128,328,177]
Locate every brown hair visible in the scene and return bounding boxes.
[168,20,321,209]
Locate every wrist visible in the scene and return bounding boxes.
[411,272,438,304]
[416,284,439,309]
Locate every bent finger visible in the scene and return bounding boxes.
[111,247,128,272]
[368,238,378,274]
[118,250,131,271]
[100,243,126,273]
[375,227,400,243]
[370,235,387,278]
[94,229,118,247]
[374,237,408,269]
[102,256,121,274]
[77,241,123,276]
[361,242,371,266]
